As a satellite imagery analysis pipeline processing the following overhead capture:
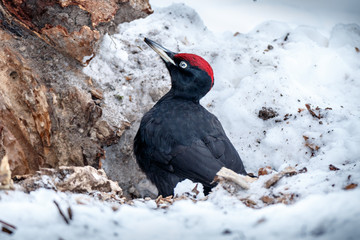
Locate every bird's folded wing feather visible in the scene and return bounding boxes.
[152,139,225,189]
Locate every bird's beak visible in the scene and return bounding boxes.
[144,38,176,66]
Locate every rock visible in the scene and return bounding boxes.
[20,166,122,195]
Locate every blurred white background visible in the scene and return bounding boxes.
[151,0,360,33]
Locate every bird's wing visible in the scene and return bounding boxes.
[135,118,246,184]
[203,135,247,174]
[169,139,225,189]
[169,135,246,188]
[134,104,246,195]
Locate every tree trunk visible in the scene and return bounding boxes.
[0,0,152,192]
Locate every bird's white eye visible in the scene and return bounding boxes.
[179,61,187,69]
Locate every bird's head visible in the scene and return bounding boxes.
[145,38,214,102]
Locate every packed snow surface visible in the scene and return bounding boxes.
[1,3,360,240]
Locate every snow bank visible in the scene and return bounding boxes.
[1,188,359,240]
[1,3,360,240]
[84,3,360,196]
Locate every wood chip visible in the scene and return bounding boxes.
[67,207,73,220]
[87,77,93,86]
[276,193,295,204]
[260,196,274,204]
[305,104,321,119]
[90,89,103,99]
[0,155,12,189]
[256,218,266,225]
[264,167,296,188]
[298,167,308,173]
[75,197,87,205]
[305,143,320,152]
[155,195,174,206]
[344,183,358,190]
[2,226,14,235]
[329,164,340,171]
[191,184,200,195]
[111,205,119,211]
[265,174,281,189]
[215,167,250,189]
[240,198,257,208]
[258,166,272,176]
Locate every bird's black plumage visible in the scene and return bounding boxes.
[134,38,247,196]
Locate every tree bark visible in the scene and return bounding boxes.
[0,0,152,182]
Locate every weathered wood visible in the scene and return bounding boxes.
[0,0,152,192]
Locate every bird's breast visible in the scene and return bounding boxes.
[145,100,222,148]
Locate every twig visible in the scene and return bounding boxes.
[109,35,117,50]
[53,200,70,225]
[284,33,290,41]
[0,219,16,229]
[67,207,73,220]
[0,219,16,235]
[305,104,321,119]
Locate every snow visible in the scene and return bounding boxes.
[1,188,360,239]
[151,0,360,33]
[174,179,205,199]
[1,2,360,240]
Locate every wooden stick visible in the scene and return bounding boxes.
[53,201,70,225]
[215,167,250,189]
[0,219,16,229]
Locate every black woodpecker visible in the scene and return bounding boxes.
[134,38,247,196]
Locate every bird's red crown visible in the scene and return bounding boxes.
[174,53,214,88]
